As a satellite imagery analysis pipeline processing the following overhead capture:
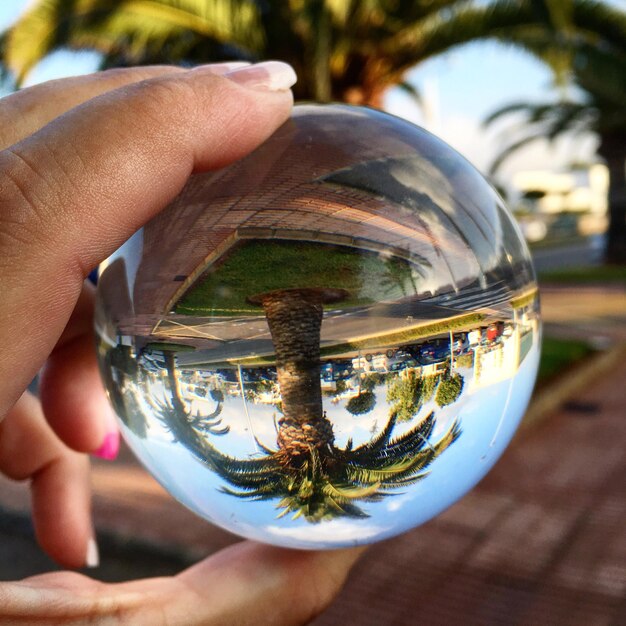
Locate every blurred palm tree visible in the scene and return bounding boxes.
[1,0,618,107]
[485,20,626,263]
[102,344,151,438]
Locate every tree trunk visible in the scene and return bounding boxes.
[164,352,185,412]
[162,352,207,459]
[599,132,626,264]
[256,290,335,464]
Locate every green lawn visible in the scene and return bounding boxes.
[175,239,423,315]
[538,265,626,284]
[144,342,196,353]
[537,337,595,386]
[510,287,539,310]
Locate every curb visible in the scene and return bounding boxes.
[521,342,626,431]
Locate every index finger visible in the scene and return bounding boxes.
[0,63,248,150]
[0,61,295,415]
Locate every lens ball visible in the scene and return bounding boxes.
[96,104,540,548]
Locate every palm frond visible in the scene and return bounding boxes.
[322,480,382,501]
[488,133,547,174]
[396,80,422,107]
[384,0,540,69]
[344,413,397,462]
[378,411,437,459]
[433,419,463,453]
[5,0,263,84]
[484,100,552,126]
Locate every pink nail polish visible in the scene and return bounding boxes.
[94,431,119,461]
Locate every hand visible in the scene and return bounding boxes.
[0,62,362,624]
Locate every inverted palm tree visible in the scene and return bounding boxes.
[245,287,347,465]
[156,352,229,446]
[153,283,462,521]
[102,343,150,438]
[155,396,461,521]
[2,1,615,106]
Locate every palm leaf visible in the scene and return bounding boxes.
[396,80,422,107]
[488,133,547,174]
[209,454,281,476]
[322,480,382,501]
[345,456,426,484]
[321,495,370,518]
[484,100,551,126]
[344,413,397,463]
[373,411,437,460]
[5,0,264,84]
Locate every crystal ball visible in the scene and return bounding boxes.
[96,104,540,549]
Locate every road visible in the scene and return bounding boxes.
[531,235,604,272]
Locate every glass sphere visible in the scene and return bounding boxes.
[96,104,540,549]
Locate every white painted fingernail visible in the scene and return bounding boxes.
[86,538,100,568]
[224,61,297,92]
[192,61,251,75]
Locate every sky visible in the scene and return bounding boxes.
[0,1,603,189]
[119,331,541,549]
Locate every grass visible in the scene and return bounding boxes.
[144,342,196,353]
[319,312,485,357]
[538,265,626,284]
[510,287,539,310]
[175,239,421,315]
[537,337,595,386]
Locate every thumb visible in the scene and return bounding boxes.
[0,61,295,413]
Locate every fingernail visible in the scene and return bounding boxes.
[192,61,251,75]
[93,431,119,461]
[224,61,297,92]
[86,538,100,568]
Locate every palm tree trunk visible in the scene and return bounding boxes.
[160,351,224,462]
[255,289,337,463]
[164,352,184,410]
[599,132,626,264]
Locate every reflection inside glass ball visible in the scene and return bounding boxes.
[96,104,540,548]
